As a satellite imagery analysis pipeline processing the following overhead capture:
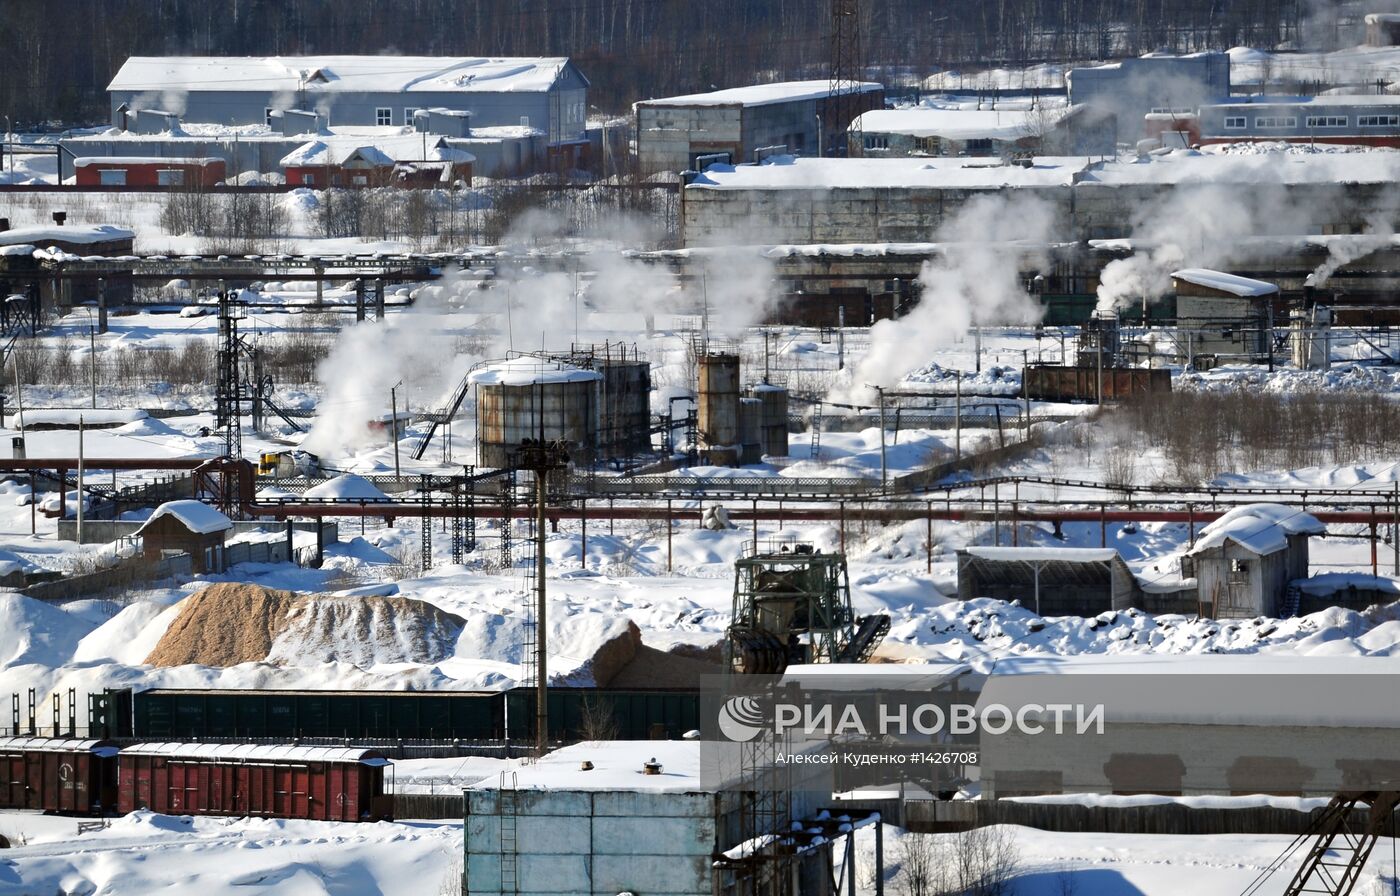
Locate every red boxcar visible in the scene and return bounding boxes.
[117,743,391,822]
[0,736,119,814]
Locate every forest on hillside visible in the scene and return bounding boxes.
[2,0,1311,124]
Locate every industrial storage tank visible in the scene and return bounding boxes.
[739,398,763,465]
[470,358,602,469]
[698,352,741,466]
[747,383,789,458]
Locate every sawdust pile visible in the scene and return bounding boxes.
[144,582,464,670]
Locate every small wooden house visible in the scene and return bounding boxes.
[281,135,473,188]
[73,156,226,188]
[1183,503,1324,618]
[956,546,1142,616]
[136,500,233,573]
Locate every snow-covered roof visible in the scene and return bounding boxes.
[687,155,1094,191]
[469,740,701,793]
[781,662,971,691]
[0,736,117,756]
[1171,268,1279,297]
[136,500,233,536]
[1082,148,1400,186]
[303,473,391,502]
[1186,503,1325,556]
[122,742,388,765]
[280,135,473,168]
[73,156,222,167]
[965,546,1119,563]
[1207,93,1400,109]
[109,56,576,95]
[852,105,1069,141]
[0,224,135,247]
[468,357,603,387]
[1294,572,1400,597]
[1366,13,1400,24]
[638,79,882,109]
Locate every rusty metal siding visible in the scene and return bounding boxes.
[698,353,741,466]
[1022,365,1171,402]
[477,379,600,469]
[749,385,789,457]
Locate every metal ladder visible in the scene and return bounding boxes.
[810,402,823,460]
[498,772,520,895]
[1281,583,1302,619]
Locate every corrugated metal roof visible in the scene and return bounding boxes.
[122,742,387,765]
[0,736,115,755]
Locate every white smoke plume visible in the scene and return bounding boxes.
[1094,181,1332,313]
[837,193,1059,402]
[1309,209,1397,290]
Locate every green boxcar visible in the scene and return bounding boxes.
[127,689,505,741]
[506,689,701,743]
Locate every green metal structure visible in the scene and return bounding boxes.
[725,543,889,675]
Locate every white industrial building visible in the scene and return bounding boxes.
[635,80,885,174]
[850,102,1116,158]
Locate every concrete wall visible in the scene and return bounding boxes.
[638,104,745,174]
[465,789,718,896]
[682,179,1399,247]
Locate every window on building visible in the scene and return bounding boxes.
[1359,114,1400,127]
[265,108,275,126]
[1305,115,1348,128]
[1230,558,1248,574]
[352,175,368,186]
[376,107,392,126]
[863,134,889,150]
[98,169,126,186]
[301,174,315,185]
[405,108,418,127]
[1254,116,1297,129]
[915,136,941,155]
[156,169,185,186]
[1223,116,1247,129]
[964,138,995,155]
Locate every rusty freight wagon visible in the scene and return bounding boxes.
[117,743,392,822]
[0,736,119,814]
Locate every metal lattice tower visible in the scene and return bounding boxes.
[215,288,244,460]
[419,474,433,572]
[828,0,864,156]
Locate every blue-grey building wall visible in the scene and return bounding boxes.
[1069,54,1230,141]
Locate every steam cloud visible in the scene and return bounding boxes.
[837,193,1058,402]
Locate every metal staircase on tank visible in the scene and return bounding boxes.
[411,369,476,460]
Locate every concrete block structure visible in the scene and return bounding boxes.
[635,80,884,175]
[1170,268,1280,362]
[1068,52,1230,141]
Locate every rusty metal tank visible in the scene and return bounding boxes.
[470,358,602,469]
[739,397,763,465]
[698,352,740,466]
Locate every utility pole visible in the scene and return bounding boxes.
[1022,349,1030,440]
[868,384,888,489]
[76,416,84,545]
[88,316,96,409]
[837,306,846,369]
[515,439,569,756]
[955,371,962,460]
[390,381,403,483]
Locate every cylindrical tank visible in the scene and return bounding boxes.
[597,359,652,457]
[470,359,602,469]
[698,352,741,466]
[747,383,789,458]
[739,398,763,465]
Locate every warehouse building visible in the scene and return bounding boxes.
[1195,95,1400,148]
[1068,52,1230,141]
[850,102,1116,158]
[635,80,884,175]
[106,55,590,170]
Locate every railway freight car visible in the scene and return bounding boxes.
[505,688,702,742]
[117,743,392,822]
[0,737,118,814]
[130,688,504,741]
